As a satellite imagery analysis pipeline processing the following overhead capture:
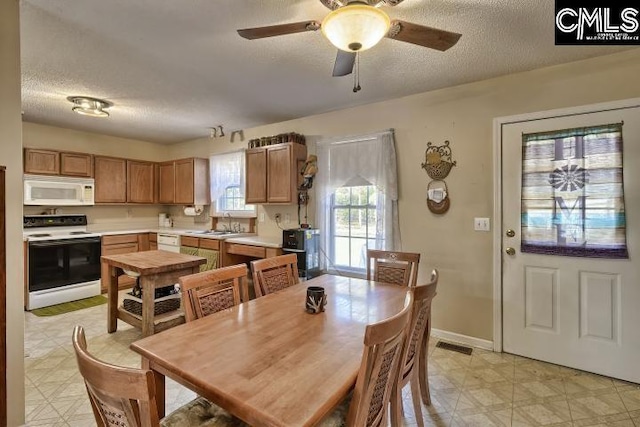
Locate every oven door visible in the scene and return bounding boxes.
[28,237,102,292]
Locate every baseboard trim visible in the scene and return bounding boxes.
[431,328,494,351]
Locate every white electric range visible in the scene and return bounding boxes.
[24,214,102,310]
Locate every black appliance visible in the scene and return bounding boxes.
[282,228,321,279]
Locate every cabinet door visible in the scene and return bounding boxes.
[24,149,60,175]
[174,158,195,205]
[246,149,267,204]
[267,145,292,203]
[158,162,175,204]
[100,242,139,292]
[94,156,127,203]
[127,160,155,203]
[60,152,93,177]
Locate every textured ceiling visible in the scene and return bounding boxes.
[20,0,631,144]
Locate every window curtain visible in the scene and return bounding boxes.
[316,129,401,269]
[209,150,246,207]
[521,123,628,258]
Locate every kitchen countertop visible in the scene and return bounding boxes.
[224,235,282,248]
[23,226,283,248]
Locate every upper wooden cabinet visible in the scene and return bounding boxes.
[94,156,127,203]
[245,143,307,204]
[60,152,93,177]
[24,149,60,175]
[158,161,175,204]
[24,149,93,177]
[127,160,155,204]
[158,158,209,205]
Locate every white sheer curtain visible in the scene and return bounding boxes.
[209,150,246,212]
[316,129,401,270]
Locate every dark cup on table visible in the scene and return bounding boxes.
[306,286,326,314]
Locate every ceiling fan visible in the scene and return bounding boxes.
[237,0,461,78]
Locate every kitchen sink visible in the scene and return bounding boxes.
[184,230,247,237]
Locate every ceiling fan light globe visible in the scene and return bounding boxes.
[321,4,390,52]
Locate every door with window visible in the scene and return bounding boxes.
[501,103,640,382]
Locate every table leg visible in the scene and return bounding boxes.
[107,265,119,333]
[141,275,155,337]
[142,358,165,418]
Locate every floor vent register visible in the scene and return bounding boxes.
[435,341,473,355]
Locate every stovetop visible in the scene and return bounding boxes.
[23,214,102,241]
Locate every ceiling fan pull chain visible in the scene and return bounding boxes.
[353,52,362,93]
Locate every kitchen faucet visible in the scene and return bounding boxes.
[224,212,232,232]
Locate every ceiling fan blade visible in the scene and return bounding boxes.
[375,0,407,6]
[332,50,356,77]
[386,20,461,51]
[237,21,321,40]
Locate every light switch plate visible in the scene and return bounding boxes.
[284,213,291,224]
[474,217,491,231]
[259,213,265,222]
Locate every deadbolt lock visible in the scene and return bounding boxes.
[505,247,516,256]
[506,229,515,238]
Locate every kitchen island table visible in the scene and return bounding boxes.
[103,250,205,337]
[130,274,409,426]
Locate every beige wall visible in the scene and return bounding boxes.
[23,122,168,161]
[168,49,640,341]
[1,0,25,425]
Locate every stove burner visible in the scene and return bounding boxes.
[30,233,51,238]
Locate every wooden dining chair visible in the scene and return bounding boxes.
[72,325,248,427]
[319,290,414,427]
[366,249,421,287]
[250,253,300,297]
[391,270,438,427]
[179,264,246,322]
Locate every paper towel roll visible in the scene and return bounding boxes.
[183,206,203,216]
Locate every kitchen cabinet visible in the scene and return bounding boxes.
[60,152,93,177]
[158,158,209,205]
[158,161,175,204]
[24,148,93,177]
[245,142,306,204]
[0,167,6,425]
[24,148,60,175]
[149,233,157,250]
[127,160,155,203]
[94,156,127,203]
[101,234,140,292]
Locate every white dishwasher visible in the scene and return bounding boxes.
[157,233,181,253]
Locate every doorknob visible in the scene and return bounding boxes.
[506,229,515,238]
[505,247,516,256]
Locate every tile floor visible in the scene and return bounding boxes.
[24,303,640,426]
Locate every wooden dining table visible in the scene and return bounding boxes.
[103,250,206,337]
[130,274,409,427]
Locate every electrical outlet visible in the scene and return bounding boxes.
[275,213,281,222]
[284,213,291,223]
[259,213,265,222]
[474,217,491,231]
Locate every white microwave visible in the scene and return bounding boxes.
[24,174,95,206]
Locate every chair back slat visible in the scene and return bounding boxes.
[72,326,160,427]
[366,250,420,287]
[346,291,413,427]
[179,264,246,322]
[251,253,300,297]
[402,270,438,379]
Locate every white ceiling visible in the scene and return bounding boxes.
[20,0,631,144]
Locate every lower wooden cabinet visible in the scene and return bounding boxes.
[101,234,139,293]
